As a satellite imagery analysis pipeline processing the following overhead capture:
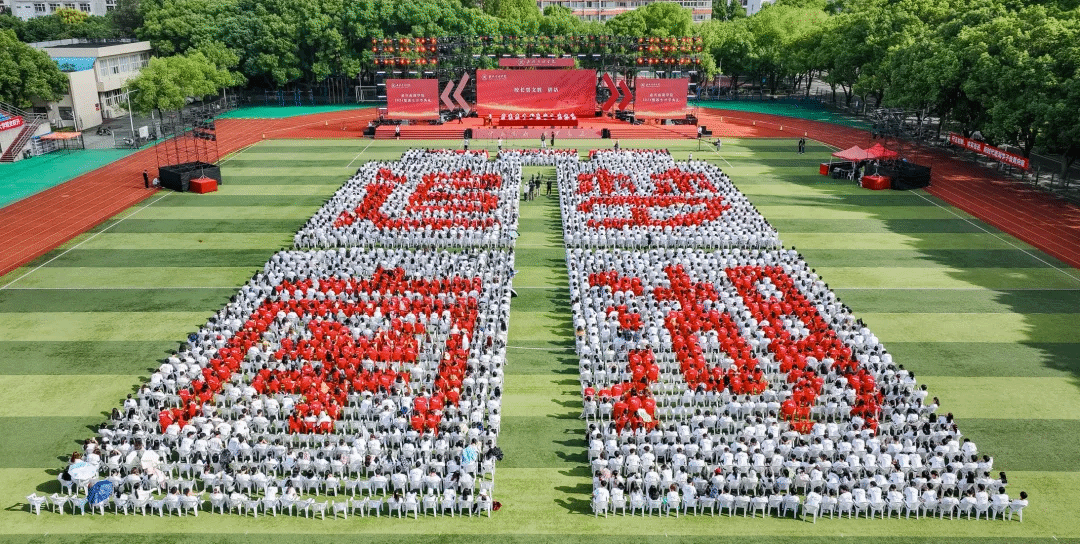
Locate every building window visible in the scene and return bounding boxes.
[63,2,75,9]
[79,3,90,11]
[34,3,46,12]
[49,3,59,11]
[58,107,74,120]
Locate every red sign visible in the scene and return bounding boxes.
[476,69,596,117]
[634,78,688,119]
[385,79,440,120]
[948,133,1029,169]
[0,116,24,132]
[497,57,576,68]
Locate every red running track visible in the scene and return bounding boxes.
[1,107,1077,276]
[0,109,378,278]
[697,109,1080,270]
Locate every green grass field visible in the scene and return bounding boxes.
[1,137,1079,543]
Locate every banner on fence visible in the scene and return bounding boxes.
[948,133,1029,170]
[476,69,596,116]
[0,116,24,132]
[634,78,689,119]
[385,79,440,120]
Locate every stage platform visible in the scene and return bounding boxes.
[374,116,699,141]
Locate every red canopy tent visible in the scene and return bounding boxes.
[866,143,899,159]
[822,145,871,177]
[831,146,874,161]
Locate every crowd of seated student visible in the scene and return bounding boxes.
[294,150,519,249]
[566,236,1027,519]
[497,148,579,167]
[42,244,512,517]
[557,150,780,249]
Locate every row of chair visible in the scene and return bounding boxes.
[592,493,1027,522]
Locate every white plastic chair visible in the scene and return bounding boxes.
[476,495,493,517]
[350,498,367,517]
[209,494,228,514]
[309,501,328,519]
[422,495,438,516]
[50,493,69,514]
[114,494,131,514]
[646,497,663,516]
[130,496,150,515]
[592,497,609,517]
[70,496,89,515]
[332,500,348,519]
[1007,501,1027,522]
[366,498,384,517]
[181,495,203,516]
[27,494,47,515]
[403,499,420,519]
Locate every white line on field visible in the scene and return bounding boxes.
[345,138,375,169]
[1,191,173,290]
[910,190,1080,285]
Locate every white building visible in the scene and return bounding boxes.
[739,0,774,16]
[29,38,151,130]
[10,0,116,20]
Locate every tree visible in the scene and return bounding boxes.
[108,0,144,38]
[0,29,69,108]
[712,0,747,21]
[138,0,239,56]
[54,7,88,25]
[744,3,824,94]
[15,12,115,41]
[125,50,239,117]
[699,17,755,91]
[606,2,693,37]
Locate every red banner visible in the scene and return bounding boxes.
[385,79,440,120]
[476,69,596,117]
[498,57,576,68]
[948,133,1029,169]
[0,116,24,132]
[634,78,688,119]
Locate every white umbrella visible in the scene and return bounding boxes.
[69,461,97,480]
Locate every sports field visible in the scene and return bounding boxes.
[1,137,1079,543]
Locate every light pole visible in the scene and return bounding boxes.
[126,90,136,146]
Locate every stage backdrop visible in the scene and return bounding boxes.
[634,78,689,119]
[476,69,596,116]
[385,79,440,120]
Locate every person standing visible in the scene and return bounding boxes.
[143,169,150,189]
[798,137,806,154]
[614,139,620,151]
[550,132,555,148]
[463,137,470,151]
[546,178,552,196]
[497,137,503,152]
[540,133,546,149]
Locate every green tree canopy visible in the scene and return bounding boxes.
[0,28,69,108]
[125,49,239,115]
[606,1,693,37]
